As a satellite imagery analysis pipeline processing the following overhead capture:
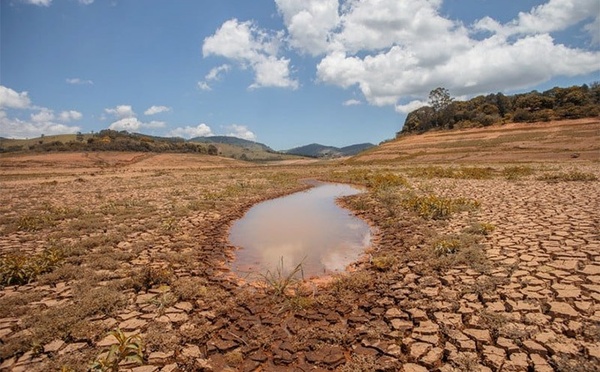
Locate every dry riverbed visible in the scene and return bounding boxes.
[0,152,599,371]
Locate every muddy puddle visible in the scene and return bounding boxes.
[229,181,371,279]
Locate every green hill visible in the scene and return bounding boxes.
[285,143,375,158]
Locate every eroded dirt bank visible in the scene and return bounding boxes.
[0,152,599,371]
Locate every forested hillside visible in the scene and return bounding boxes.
[0,130,214,154]
[400,84,600,135]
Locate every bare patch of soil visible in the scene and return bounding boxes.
[354,118,600,163]
[1,146,599,371]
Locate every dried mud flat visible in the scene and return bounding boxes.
[1,133,599,371]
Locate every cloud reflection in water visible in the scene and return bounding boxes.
[229,183,372,278]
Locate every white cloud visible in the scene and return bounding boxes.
[167,124,213,139]
[144,105,171,116]
[249,55,298,90]
[395,100,427,114]
[59,110,83,122]
[203,19,298,90]
[108,118,165,132]
[108,117,142,132]
[31,109,55,123]
[225,124,256,141]
[309,0,600,108]
[79,0,94,4]
[105,105,135,119]
[23,0,51,6]
[0,86,32,109]
[197,81,212,91]
[0,86,82,138]
[0,115,80,138]
[205,64,231,81]
[199,81,214,92]
[145,121,166,128]
[342,99,361,106]
[475,0,600,37]
[584,16,600,45]
[66,78,93,85]
[275,0,339,56]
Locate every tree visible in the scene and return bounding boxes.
[76,132,84,142]
[207,144,218,155]
[429,87,453,112]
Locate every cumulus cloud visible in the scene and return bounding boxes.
[105,105,135,119]
[0,86,32,109]
[108,118,140,132]
[167,124,213,139]
[79,0,94,4]
[59,110,83,122]
[203,19,298,90]
[275,0,339,56]
[0,115,80,138]
[108,118,165,132]
[66,78,93,85]
[31,109,55,123]
[144,105,171,116]
[200,0,597,111]
[23,0,51,6]
[104,105,166,131]
[475,0,600,37]
[395,100,427,114]
[0,86,82,138]
[308,0,600,107]
[225,124,257,141]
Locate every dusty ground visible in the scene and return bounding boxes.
[353,118,600,163]
[0,120,599,372]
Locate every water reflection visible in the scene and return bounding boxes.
[229,182,371,278]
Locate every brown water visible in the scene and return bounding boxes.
[229,182,371,278]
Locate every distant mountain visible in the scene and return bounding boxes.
[339,143,376,156]
[189,136,273,152]
[285,143,375,158]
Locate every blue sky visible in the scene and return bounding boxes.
[1,0,599,150]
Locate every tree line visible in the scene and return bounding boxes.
[399,83,600,135]
[2,130,219,155]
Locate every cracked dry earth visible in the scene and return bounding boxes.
[0,158,599,372]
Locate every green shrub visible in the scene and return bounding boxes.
[0,247,65,286]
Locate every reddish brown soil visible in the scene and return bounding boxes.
[353,118,600,163]
[0,120,599,371]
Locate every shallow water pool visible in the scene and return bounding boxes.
[229,182,371,278]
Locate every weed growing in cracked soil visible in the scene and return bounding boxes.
[401,193,480,220]
[89,328,144,372]
[537,170,598,182]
